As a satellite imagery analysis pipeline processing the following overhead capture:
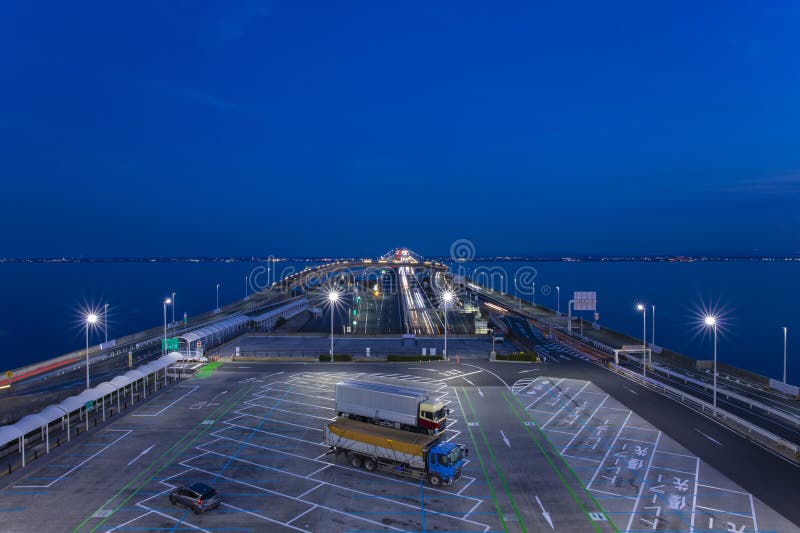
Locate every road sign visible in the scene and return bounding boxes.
[573,291,597,311]
[85,400,94,411]
[196,341,202,348]
[162,338,179,351]
[5,370,11,379]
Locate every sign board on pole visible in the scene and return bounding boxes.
[162,338,180,351]
[573,291,597,311]
[196,341,202,348]
[5,370,11,379]
[85,400,94,411]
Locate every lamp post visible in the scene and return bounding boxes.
[85,313,98,389]
[163,298,171,354]
[532,281,536,306]
[651,305,655,347]
[103,303,109,344]
[636,304,647,377]
[244,276,248,298]
[783,326,788,384]
[443,291,454,361]
[704,315,718,415]
[556,286,560,315]
[328,290,340,361]
[216,283,220,310]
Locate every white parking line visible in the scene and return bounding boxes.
[625,431,663,532]
[14,429,132,488]
[131,386,199,417]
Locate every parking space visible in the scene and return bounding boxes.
[511,375,768,532]
[87,370,494,532]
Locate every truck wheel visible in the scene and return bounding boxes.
[350,455,363,468]
[364,458,376,471]
[428,473,442,487]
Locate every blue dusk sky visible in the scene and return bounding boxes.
[1,1,799,258]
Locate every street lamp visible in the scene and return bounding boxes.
[163,298,171,354]
[442,290,454,361]
[783,326,788,384]
[244,275,248,298]
[556,286,560,315]
[704,315,718,416]
[328,290,340,361]
[636,304,647,377]
[85,313,98,389]
[216,283,220,310]
[651,305,655,347]
[103,303,109,344]
[171,292,176,326]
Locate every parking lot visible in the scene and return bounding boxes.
[0,360,794,532]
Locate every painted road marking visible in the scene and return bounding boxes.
[535,495,554,529]
[623,386,639,396]
[126,444,155,466]
[695,428,723,446]
[15,430,132,489]
[500,429,510,448]
[131,386,198,417]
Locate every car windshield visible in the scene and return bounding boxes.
[447,447,462,464]
[434,408,446,420]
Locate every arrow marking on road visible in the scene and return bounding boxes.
[462,377,475,386]
[623,386,639,396]
[209,390,228,403]
[500,429,510,448]
[535,495,554,529]
[518,369,540,374]
[127,444,155,466]
[477,387,484,398]
[695,428,723,446]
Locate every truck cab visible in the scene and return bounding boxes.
[427,441,469,486]
[418,400,449,434]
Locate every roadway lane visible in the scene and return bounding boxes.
[454,384,615,532]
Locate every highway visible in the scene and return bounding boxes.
[467,283,800,452]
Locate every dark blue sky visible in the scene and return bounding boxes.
[2,1,799,258]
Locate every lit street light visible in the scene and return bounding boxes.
[442,290,454,361]
[636,304,647,377]
[704,315,718,416]
[85,313,98,389]
[163,298,172,354]
[328,290,340,361]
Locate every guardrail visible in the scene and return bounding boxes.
[610,363,799,457]
[648,363,800,428]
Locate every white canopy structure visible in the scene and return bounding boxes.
[0,352,183,465]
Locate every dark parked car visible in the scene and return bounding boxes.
[168,483,221,514]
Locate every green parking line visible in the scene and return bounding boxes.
[453,387,508,533]
[461,387,527,533]
[501,391,619,533]
[73,384,254,533]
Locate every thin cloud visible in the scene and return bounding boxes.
[725,172,800,194]
[137,78,259,116]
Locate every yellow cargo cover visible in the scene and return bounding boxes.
[328,417,437,457]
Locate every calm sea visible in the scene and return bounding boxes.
[0,260,797,384]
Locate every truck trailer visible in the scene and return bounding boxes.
[335,380,448,434]
[324,417,468,487]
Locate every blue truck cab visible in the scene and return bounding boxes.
[427,441,469,486]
